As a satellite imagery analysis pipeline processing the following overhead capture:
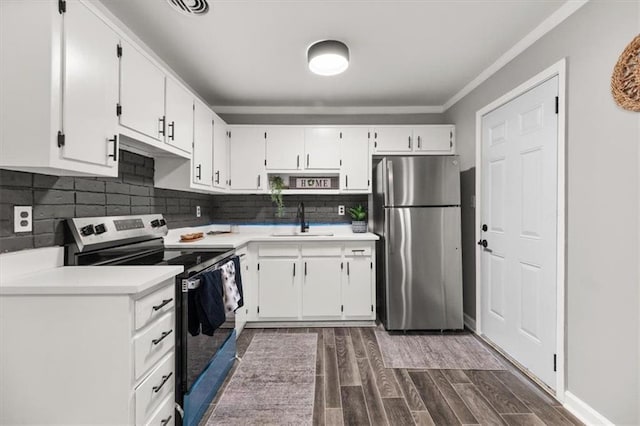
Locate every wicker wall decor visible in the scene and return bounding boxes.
[611,34,640,112]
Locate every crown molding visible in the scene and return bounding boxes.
[441,0,589,111]
[211,105,444,115]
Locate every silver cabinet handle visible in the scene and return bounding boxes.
[347,262,350,275]
[304,261,307,276]
[168,121,175,140]
[215,170,220,184]
[158,116,166,137]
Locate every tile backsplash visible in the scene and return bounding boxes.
[0,151,215,252]
[0,151,370,253]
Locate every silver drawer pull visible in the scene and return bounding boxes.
[152,298,173,311]
[160,415,172,426]
[152,372,173,393]
[152,329,173,345]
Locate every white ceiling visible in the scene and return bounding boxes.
[99,0,567,110]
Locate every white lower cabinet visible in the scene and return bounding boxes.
[258,257,300,319]
[302,257,342,317]
[0,279,176,425]
[253,242,375,322]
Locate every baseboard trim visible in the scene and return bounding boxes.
[463,313,476,331]
[563,391,614,425]
[244,321,376,328]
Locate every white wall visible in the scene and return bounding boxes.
[443,2,639,424]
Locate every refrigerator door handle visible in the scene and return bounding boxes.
[386,159,394,206]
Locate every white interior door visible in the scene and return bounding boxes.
[481,76,558,388]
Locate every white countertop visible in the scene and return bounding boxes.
[0,265,183,296]
[163,224,379,249]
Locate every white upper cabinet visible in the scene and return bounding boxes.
[212,113,229,190]
[340,128,370,192]
[165,78,194,154]
[373,125,455,155]
[413,125,455,153]
[192,100,213,188]
[0,1,119,177]
[304,128,341,170]
[373,127,413,153]
[119,39,165,142]
[265,127,304,170]
[229,127,266,191]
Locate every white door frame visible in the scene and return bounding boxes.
[475,58,566,400]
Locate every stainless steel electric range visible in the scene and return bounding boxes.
[65,214,237,426]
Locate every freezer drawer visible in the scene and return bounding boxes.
[384,206,463,330]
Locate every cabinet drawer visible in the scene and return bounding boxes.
[135,283,175,331]
[135,353,174,425]
[344,245,372,256]
[258,245,299,257]
[144,394,174,426]
[134,312,175,380]
[300,245,342,257]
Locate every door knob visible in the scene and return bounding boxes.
[477,239,488,248]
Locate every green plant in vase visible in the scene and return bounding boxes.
[269,175,286,217]
[348,204,367,233]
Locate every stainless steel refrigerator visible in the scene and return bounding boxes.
[373,156,463,330]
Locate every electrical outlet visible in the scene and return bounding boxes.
[14,206,32,233]
[196,206,201,218]
[338,205,345,215]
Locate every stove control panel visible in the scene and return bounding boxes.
[67,214,168,252]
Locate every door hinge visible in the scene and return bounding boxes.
[257,306,260,314]
[341,305,344,312]
[371,305,374,312]
[228,131,231,138]
[368,179,370,187]
[116,103,122,116]
[116,44,122,58]
[553,354,557,372]
[341,262,343,270]
[257,263,260,271]
[368,131,370,139]
[374,141,377,148]
[229,179,231,186]
[57,131,65,148]
[370,261,373,269]
[450,140,453,148]
[555,96,559,114]
[340,132,343,139]
[339,159,342,166]
[58,0,66,14]
[264,132,267,139]
[264,159,267,166]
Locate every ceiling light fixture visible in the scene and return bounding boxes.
[307,40,349,76]
[166,0,209,16]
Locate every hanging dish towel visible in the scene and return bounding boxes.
[220,257,244,313]
[195,269,227,336]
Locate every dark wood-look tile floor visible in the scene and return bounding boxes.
[200,327,583,426]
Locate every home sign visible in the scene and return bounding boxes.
[291,177,338,189]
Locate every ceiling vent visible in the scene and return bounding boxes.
[166,0,209,16]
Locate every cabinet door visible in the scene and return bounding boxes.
[265,127,304,170]
[302,258,342,317]
[340,128,370,191]
[343,257,374,317]
[258,259,299,319]
[229,127,266,190]
[373,127,413,153]
[304,128,340,170]
[62,2,119,172]
[212,114,228,190]
[165,78,193,153]
[192,100,213,188]
[414,125,454,153]
[119,40,165,141]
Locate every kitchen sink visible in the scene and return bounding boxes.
[270,231,334,237]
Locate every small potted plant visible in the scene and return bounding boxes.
[348,204,367,233]
[269,175,286,218]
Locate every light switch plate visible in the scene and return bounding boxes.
[338,205,345,215]
[196,206,201,218]
[14,206,32,233]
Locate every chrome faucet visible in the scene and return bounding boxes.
[297,202,309,233]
